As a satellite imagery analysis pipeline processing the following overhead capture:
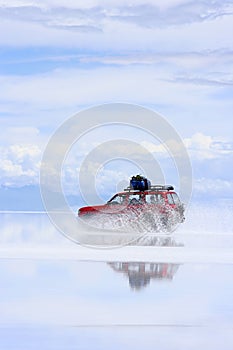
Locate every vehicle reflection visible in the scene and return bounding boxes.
[130,235,184,247]
[107,235,182,291]
[108,261,180,290]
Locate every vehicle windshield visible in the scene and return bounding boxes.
[108,194,126,204]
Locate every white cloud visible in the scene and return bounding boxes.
[8,144,41,161]
[1,1,232,29]
[194,177,233,196]
[142,133,233,161]
[0,1,233,52]
[184,133,233,160]
[1,64,231,111]
[0,127,50,154]
[0,2,232,143]
[0,0,232,207]
[0,144,41,187]
[1,131,232,193]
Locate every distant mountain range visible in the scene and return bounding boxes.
[0,185,230,211]
[0,185,81,211]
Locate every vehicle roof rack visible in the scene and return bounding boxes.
[123,188,140,192]
[150,185,174,191]
[123,185,174,192]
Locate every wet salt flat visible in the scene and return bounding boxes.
[0,204,233,350]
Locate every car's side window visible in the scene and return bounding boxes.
[167,193,174,204]
[156,194,165,203]
[146,195,155,203]
[171,193,180,204]
[146,194,164,204]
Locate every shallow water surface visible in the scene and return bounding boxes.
[0,210,233,349]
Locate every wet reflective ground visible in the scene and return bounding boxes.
[0,210,233,349]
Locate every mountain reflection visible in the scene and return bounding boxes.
[108,261,180,290]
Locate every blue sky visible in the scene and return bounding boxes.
[0,0,233,208]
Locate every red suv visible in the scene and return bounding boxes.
[78,185,185,232]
